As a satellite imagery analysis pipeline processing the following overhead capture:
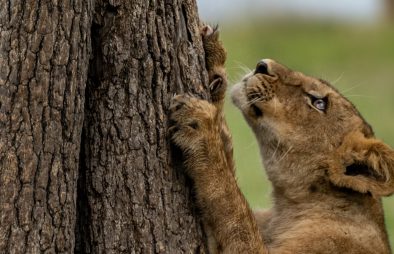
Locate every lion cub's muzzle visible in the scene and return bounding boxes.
[246,60,277,104]
[231,59,279,118]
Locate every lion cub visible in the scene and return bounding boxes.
[169,27,394,253]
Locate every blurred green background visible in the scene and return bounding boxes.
[198,0,394,247]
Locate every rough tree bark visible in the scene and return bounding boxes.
[0,1,92,253]
[76,0,209,252]
[1,0,210,253]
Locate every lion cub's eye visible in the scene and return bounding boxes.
[310,96,327,111]
[307,93,328,112]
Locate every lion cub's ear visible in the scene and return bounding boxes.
[329,131,394,197]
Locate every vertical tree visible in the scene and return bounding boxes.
[1,0,209,253]
[0,1,92,252]
[76,0,209,252]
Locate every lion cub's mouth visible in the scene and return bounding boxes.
[250,103,263,117]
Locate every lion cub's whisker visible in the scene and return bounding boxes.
[331,72,345,85]
[340,84,361,95]
[268,139,281,163]
[345,94,375,98]
[278,146,293,163]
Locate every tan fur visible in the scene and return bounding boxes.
[169,27,394,253]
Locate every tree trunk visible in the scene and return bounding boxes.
[1,0,208,253]
[76,0,209,253]
[0,1,92,253]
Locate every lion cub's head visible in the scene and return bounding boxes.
[231,59,394,199]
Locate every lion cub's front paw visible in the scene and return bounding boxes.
[169,94,217,152]
[201,25,227,104]
[201,25,226,70]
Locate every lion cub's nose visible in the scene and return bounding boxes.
[254,60,269,75]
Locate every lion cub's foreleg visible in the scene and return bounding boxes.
[169,26,266,254]
[169,95,266,253]
[201,24,234,176]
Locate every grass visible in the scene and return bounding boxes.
[219,20,394,247]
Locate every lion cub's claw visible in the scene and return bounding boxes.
[209,75,227,103]
[201,24,214,38]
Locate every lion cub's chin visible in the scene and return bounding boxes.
[231,71,255,111]
[230,82,246,111]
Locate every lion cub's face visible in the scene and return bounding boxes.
[231,59,394,197]
[231,59,371,154]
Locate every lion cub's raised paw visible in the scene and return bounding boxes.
[201,25,227,104]
[169,94,218,152]
[201,25,226,71]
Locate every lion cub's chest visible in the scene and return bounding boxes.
[263,213,387,254]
